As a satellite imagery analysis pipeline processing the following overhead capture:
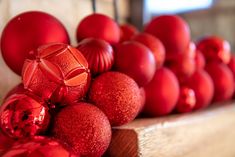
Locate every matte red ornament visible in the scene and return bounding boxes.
[132,33,165,68]
[77,38,114,76]
[2,136,78,157]
[196,36,231,64]
[0,94,50,139]
[176,86,196,113]
[119,24,138,42]
[76,13,120,44]
[144,15,190,55]
[53,103,111,156]
[88,72,142,126]
[143,68,179,116]
[22,43,90,105]
[195,50,206,70]
[228,54,235,97]
[114,41,156,87]
[0,11,70,75]
[205,62,234,102]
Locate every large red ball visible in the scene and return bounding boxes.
[53,103,111,156]
[114,41,156,87]
[76,13,120,44]
[144,68,180,116]
[0,11,70,75]
[205,62,234,102]
[119,24,138,42]
[144,15,190,54]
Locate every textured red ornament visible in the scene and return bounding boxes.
[195,50,206,70]
[0,11,70,75]
[132,33,165,68]
[114,41,156,87]
[77,38,114,76]
[76,13,120,44]
[22,43,90,105]
[53,103,111,157]
[196,36,231,64]
[119,24,138,42]
[205,62,234,102]
[228,54,235,97]
[0,131,15,156]
[144,15,190,55]
[176,86,196,113]
[0,94,50,139]
[89,72,142,126]
[2,136,78,157]
[144,68,180,116]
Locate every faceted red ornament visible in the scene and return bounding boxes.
[53,103,111,156]
[0,11,70,75]
[77,38,114,76]
[132,33,165,68]
[196,36,231,64]
[119,24,138,42]
[228,54,235,97]
[0,131,15,155]
[144,68,180,116]
[76,13,120,44]
[184,70,214,110]
[22,43,90,105]
[176,86,196,113]
[195,50,206,70]
[114,41,156,87]
[144,15,190,54]
[3,83,26,101]
[205,62,234,102]
[0,94,50,139]
[2,136,78,157]
[89,72,142,126]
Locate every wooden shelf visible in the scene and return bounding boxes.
[105,102,235,157]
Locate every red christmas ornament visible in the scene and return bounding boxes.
[176,86,196,113]
[132,33,165,68]
[22,43,90,105]
[53,103,111,156]
[0,94,50,139]
[195,50,206,70]
[138,87,146,114]
[196,36,231,64]
[184,70,214,110]
[76,13,120,44]
[114,41,156,87]
[0,131,15,155]
[119,24,138,42]
[0,11,70,75]
[228,54,235,96]
[77,38,114,76]
[88,72,142,126]
[144,68,180,116]
[205,62,234,102]
[144,15,190,55]
[2,136,78,157]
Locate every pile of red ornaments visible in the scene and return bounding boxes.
[0,11,235,157]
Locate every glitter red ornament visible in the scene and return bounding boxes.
[89,72,142,126]
[114,41,156,87]
[119,24,138,42]
[0,11,70,75]
[76,13,120,44]
[53,103,111,156]
[0,94,50,139]
[77,38,114,76]
[22,43,90,105]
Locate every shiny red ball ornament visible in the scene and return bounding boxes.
[196,36,231,64]
[89,72,142,126]
[119,24,138,42]
[144,15,190,55]
[53,103,111,156]
[77,38,114,76]
[76,13,120,44]
[0,11,70,75]
[0,94,50,139]
[205,62,234,102]
[144,68,180,116]
[2,136,78,157]
[195,50,206,70]
[22,43,90,105]
[114,41,156,87]
[132,33,165,68]
[176,86,196,113]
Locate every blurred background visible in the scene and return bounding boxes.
[0,0,234,101]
